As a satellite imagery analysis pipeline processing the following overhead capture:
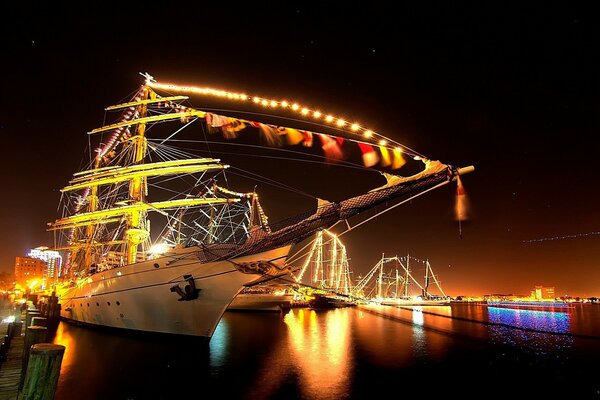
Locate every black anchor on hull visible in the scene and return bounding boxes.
[170,274,201,301]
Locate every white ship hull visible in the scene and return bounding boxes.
[57,244,292,339]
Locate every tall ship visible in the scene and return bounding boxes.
[353,253,451,306]
[47,73,473,340]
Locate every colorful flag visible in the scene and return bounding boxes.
[258,123,282,146]
[301,131,313,147]
[379,146,391,167]
[220,118,245,139]
[455,175,468,221]
[455,175,469,239]
[206,112,230,127]
[319,134,343,161]
[285,128,304,145]
[276,127,304,145]
[391,148,406,169]
[358,142,379,167]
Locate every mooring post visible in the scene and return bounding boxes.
[26,310,41,328]
[9,321,24,338]
[20,326,48,390]
[21,343,65,400]
[31,317,48,327]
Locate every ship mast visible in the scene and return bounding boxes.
[404,253,410,298]
[84,150,101,271]
[125,85,153,264]
[51,84,236,275]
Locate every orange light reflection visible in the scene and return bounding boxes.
[284,309,351,399]
[51,323,77,377]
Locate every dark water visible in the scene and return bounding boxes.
[49,304,600,399]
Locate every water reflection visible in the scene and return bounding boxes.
[412,307,424,325]
[208,316,229,369]
[487,307,573,352]
[283,309,352,399]
[51,322,211,399]
[488,307,571,333]
[52,322,77,376]
[419,306,452,360]
[45,305,600,399]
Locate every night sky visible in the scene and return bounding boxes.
[2,3,599,296]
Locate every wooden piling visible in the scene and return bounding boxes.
[25,311,41,328]
[30,317,47,327]
[21,344,65,400]
[8,321,23,338]
[19,326,47,390]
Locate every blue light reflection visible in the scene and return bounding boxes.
[487,307,570,334]
[487,307,573,353]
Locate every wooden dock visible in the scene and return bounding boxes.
[0,296,64,400]
[0,336,23,400]
[0,302,25,400]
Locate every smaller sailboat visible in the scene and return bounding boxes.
[355,254,450,306]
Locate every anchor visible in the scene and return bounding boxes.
[170,274,201,301]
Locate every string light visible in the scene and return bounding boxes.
[147,80,425,159]
[523,231,600,243]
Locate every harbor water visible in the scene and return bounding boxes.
[49,303,600,399]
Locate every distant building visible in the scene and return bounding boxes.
[27,246,62,279]
[14,256,46,283]
[531,285,555,300]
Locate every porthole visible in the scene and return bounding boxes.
[80,303,82,307]
[87,303,90,307]
[116,301,120,306]
[107,302,111,306]
[154,263,160,269]
[96,302,99,306]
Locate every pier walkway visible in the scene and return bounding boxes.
[0,300,25,400]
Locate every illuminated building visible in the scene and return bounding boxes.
[532,285,555,300]
[14,256,46,283]
[27,246,63,279]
